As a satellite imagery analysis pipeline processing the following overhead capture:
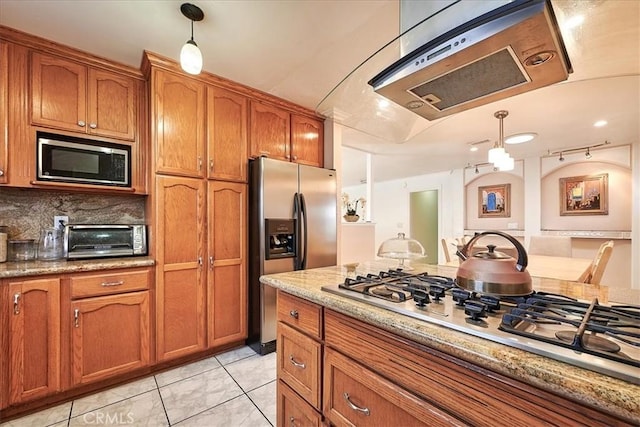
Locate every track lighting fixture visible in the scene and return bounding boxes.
[559,152,565,162]
[475,166,479,174]
[487,110,514,171]
[180,3,204,75]
[547,140,610,161]
[585,148,592,159]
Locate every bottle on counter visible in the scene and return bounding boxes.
[0,225,7,263]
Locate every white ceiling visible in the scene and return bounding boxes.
[1,0,638,186]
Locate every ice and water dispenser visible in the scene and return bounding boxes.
[265,219,295,259]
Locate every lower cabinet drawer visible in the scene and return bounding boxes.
[70,268,150,299]
[277,321,322,410]
[277,380,322,427]
[323,348,466,427]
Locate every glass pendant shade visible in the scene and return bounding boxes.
[498,155,514,171]
[488,146,506,165]
[180,39,202,75]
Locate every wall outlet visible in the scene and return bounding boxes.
[54,215,69,230]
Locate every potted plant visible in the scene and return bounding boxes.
[341,193,366,222]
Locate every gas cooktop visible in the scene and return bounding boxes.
[321,269,639,385]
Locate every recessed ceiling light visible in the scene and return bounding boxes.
[469,146,478,152]
[594,120,608,127]
[505,133,537,144]
[377,99,390,108]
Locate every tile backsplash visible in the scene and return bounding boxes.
[0,187,146,240]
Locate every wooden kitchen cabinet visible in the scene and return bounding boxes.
[0,41,7,184]
[290,114,323,167]
[207,86,248,182]
[31,52,138,141]
[70,291,150,386]
[155,175,207,361]
[278,380,323,427]
[153,69,206,178]
[6,277,60,405]
[249,101,290,161]
[207,181,248,347]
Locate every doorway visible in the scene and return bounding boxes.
[410,190,438,265]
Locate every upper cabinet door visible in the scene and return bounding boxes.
[154,70,206,178]
[88,68,137,141]
[291,114,324,168]
[207,86,248,182]
[250,101,290,161]
[31,52,87,133]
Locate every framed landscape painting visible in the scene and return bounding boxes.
[479,184,510,218]
[559,173,608,216]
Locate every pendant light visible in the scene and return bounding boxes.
[488,110,514,171]
[180,3,204,75]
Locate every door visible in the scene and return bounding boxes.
[88,68,137,141]
[8,277,60,404]
[31,52,87,132]
[299,164,337,269]
[155,175,206,360]
[207,181,247,347]
[249,101,290,161]
[70,291,149,385]
[207,86,248,182]
[410,190,438,264]
[154,69,206,177]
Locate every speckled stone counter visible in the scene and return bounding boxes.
[260,260,639,424]
[0,256,155,279]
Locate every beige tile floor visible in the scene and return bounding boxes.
[1,346,277,427]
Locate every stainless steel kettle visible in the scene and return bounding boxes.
[455,231,532,296]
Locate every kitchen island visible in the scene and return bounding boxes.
[261,260,639,426]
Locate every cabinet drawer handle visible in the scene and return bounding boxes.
[101,280,124,287]
[289,355,306,369]
[209,256,214,269]
[198,257,203,266]
[77,120,86,127]
[209,159,214,171]
[289,309,298,319]
[74,309,80,328]
[343,392,370,416]
[89,123,97,129]
[13,293,20,315]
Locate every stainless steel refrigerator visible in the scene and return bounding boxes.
[248,157,337,355]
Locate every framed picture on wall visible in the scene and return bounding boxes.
[478,184,511,218]
[559,173,608,216]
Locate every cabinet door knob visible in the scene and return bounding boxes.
[0,169,4,177]
[89,123,97,129]
[13,293,20,315]
[292,155,297,161]
[343,392,370,416]
[289,309,298,319]
[289,355,306,369]
[198,257,203,266]
[74,308,80,327]
[209,256,214,269]
[209,159,214,171]
[198,157,203,171]
[77,120,86,127]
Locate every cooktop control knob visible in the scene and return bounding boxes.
[464,301,488,321]
[413,289,430,307]
[429,285,446,302]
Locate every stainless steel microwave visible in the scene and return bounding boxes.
[37,132,130,187]
[64,224,147,259]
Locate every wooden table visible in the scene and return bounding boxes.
[444,254,593,282]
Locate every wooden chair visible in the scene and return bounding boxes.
[579,240,614,285]
[528,235,572,257]
[441,238,459,263]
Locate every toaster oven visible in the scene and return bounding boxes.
[64,224,147,259]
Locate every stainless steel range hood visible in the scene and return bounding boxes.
[368,0,572,121]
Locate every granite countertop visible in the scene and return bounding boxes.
[260,260,639,424]
[0,256,155,278]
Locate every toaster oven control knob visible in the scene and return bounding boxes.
[413,289,430,307]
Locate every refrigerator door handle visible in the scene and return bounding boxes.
[300,193,308,270]
[293,192,302,270]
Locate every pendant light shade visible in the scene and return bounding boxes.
[488,110,515,171]
[180,3,204,75]
[180,39,202,75]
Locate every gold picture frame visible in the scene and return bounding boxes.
[559,173,608,216]
[478,184,510,218]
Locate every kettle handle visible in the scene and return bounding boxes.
[457,231,528,272]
